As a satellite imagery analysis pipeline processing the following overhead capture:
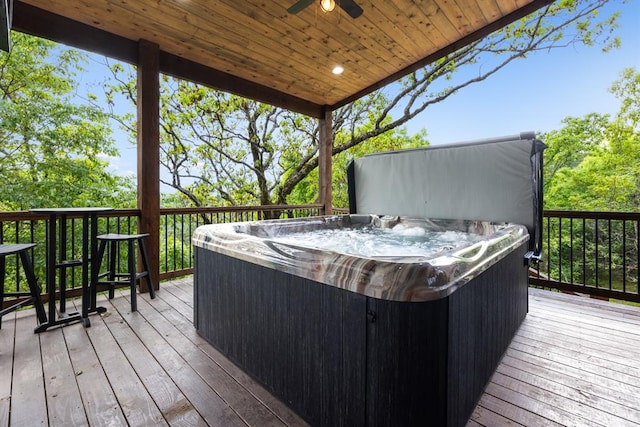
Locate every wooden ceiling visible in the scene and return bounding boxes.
[14,0,552,117]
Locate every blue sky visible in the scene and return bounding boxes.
[96,0,639,177]
[406,0,640,145]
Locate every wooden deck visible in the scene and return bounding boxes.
[1,279,639,427]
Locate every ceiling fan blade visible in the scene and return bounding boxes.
[287,0,315,14]
[338,0,363,18]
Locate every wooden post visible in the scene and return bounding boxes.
[137,39,160,291]
[318,107,333,215]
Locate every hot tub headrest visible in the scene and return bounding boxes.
[347,132,546,256]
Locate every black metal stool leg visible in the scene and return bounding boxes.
[108,239,117,299]
[128,239,137,312]
[1,244,48,331]
[19,249,47,325]
[95,239,108,298]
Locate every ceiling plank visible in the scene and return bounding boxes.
[160,52,323,118]
[12,1,137,63]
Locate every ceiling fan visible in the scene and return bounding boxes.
[287,0,363,19]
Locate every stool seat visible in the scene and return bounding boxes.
[97,233,149,242]
[94,233,155,312]
[1,243,47,330]
[0,243,37,256]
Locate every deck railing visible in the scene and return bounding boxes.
[2,207,639,309]
[531,210,640,303]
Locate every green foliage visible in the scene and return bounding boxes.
[0,32,135,211]
[544,68,640,211]
[541,68,640,289]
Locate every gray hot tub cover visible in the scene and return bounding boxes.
[347,131,545,257]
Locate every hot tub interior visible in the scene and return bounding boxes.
[193,214,529,302]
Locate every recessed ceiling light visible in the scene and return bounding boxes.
[332,65,344,75]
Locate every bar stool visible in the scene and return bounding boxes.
[1,243,47,329]
[94,233,155,312]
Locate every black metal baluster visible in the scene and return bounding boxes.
[570,218,574,285]
[595,219,599,289]
[622,220,627,293]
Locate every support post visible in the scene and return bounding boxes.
[318,107,333,215]
[137,39,160,291]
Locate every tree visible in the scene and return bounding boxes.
[544,68,640,211]
[106,0,623,209]
[540,68,640,287]
[0,32,135,211]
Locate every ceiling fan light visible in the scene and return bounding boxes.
[320,0,335,13]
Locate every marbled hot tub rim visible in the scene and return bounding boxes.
[192,214,529,302]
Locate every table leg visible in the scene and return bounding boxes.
[88,213,106,320]
[35,214,64,333]
[35,213,83,333]
[90,213,98,311]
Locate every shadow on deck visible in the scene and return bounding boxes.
[1,279,639,426]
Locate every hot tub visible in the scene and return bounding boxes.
[193,214,529,302]
[193,133,545,427]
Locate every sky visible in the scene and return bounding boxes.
[88,0,639,177]
[405,0,640,145]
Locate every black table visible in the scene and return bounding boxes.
[30,207,113,332]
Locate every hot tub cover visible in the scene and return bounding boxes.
[347,132,545,257]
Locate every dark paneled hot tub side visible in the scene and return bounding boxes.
[194,240,528,427]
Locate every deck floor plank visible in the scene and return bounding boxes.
[481,381,601,427]
[159,283,194,322]
[474,392,563,427]
[0,311,16,427]
[61,316,128,426]
[9,313,48,427]
[149,281,310,427]
[39,324,87,426]
[107,293,249,427]
[496,361,640,425]
[501,353,640,412]
[99,295,207,426]
[73,297,170,426]
[513,326,640,378]
[522,312,640,356]
[529,292,640,329]
[117,288,289,427]
[468,403,524,427]
[3,280,640,426]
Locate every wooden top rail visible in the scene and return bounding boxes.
[0,209,141,222]
[159,204,324,215]
[543,210,640,220]
[0,205,327,223]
